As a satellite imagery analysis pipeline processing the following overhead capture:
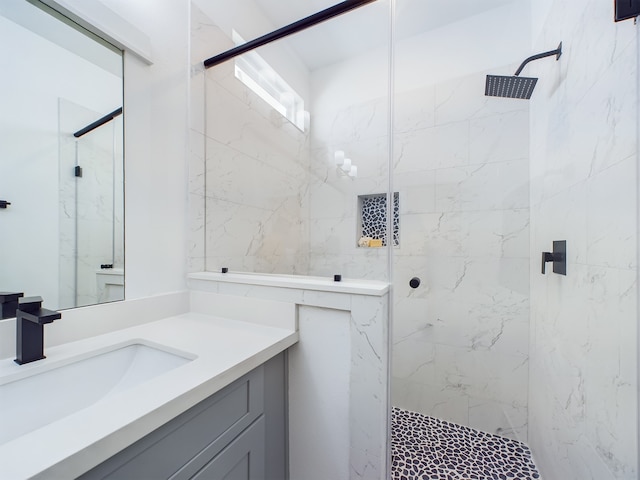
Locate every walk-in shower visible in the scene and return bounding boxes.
[485,42,562,99]
[191,0,638,478]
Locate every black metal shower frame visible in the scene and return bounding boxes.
[203,0,377,69]
[73,107,123,138]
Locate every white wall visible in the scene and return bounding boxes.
[528,0,638,478]
[97,0,190,300]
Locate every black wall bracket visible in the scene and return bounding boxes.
[0,200,11,209]
[615,0,640,22]
[541,240,566,275]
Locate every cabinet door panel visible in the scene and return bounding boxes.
[189,417,265,480]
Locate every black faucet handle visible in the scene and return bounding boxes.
[0,292,24,319]
[18,296,43,313]
[541,252,554,274]
[0,292,24,302]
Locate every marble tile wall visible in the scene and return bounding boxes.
[189,4,310,275]
[528,0,638,478]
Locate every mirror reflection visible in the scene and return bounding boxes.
[0,0,124,311]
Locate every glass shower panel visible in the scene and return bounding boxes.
[390,1,638,478]
[194,0,392,281]
[390,0,532,440]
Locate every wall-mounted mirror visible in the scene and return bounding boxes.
[0,0,124,311]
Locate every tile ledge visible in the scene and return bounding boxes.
[188,271,389,296]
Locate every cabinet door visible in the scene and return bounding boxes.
[80,367,264,480]
[189,416,265,480]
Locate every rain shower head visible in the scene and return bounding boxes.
[485,42,562,99]
[485,75,538,99]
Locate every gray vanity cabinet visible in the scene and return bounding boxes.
[79,353,287,480]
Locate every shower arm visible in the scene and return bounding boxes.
[513,42,562,76]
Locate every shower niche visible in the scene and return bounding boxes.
[357,192,399,248]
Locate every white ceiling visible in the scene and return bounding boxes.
[251,0,522,70]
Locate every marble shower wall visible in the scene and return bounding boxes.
[309,67,531,439]
[528,1,638,478]
[189,4,310,274]
[307,93,390,279]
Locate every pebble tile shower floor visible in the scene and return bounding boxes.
[392,407,541,480]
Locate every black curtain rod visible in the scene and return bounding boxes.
[203,0,377,69]
[73,107,123,138]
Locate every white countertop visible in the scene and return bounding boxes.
[0,313,298,479]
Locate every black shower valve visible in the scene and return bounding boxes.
[0,200,11,209]
[541,240,566,275]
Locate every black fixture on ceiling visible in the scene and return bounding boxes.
[203,0,377,69]
[485,42,563,99]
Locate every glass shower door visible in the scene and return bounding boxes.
[390,1,532,439]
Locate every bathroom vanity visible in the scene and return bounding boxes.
[0,309,297,479]
[80,353,286,480]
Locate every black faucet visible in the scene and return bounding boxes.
[0,292,24,319]
[14,296,61,365]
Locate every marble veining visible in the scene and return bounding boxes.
[527,0,638,478]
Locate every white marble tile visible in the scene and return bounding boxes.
[435,160,529,213]
[434,68,526,125]
[392,336,436,384]
[302,290,351,311]
[205,138,306,211]
[310,96,389,146]
[349,294,389,480]
[394,120,469,173]
[469,110,529,165]
[586,156,637,269]
[392,377,470,427]
[188,130,205,195]
[188,192,205,269]
[468,398,528,441]
[397,209,529,259]
[308,215,358,254]
[394,170,437,214]
[393,85,436,133]
[310,136,390,181]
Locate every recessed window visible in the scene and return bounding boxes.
[358,193,399,247]
[233,31,305,131]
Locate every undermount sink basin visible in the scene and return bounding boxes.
[0,342,193,445]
